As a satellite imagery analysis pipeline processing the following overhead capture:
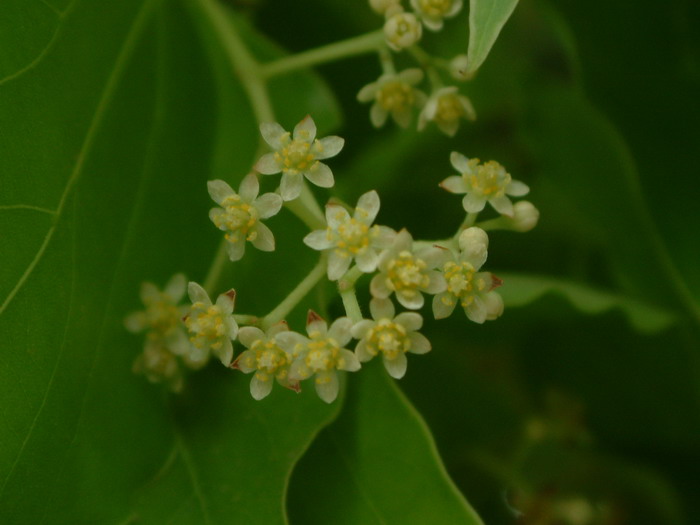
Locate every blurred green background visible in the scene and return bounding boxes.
[1,0,698,523]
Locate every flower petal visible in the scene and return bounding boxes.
[315,371,339,403]
[260,122,287,149]
[216,338,234,366]
[293,115,316,142]
[370,297,395,320]
[440,175,468,194]
[289,360,312,381]
[370,274,391,299]
[238,173,259,202]
[484,291,504,320]
[338,349,361,372]
[326,204,350,229]
[124,311,146,333]
[397,290,424,310]
[165,273,187,301]
[233,349,256,373]
[408,332,431,354]
[238,326,265,348]
[304,229,333,251]
[250,375,274,400]
[356,190,380,223]
[315,136,344,160]
[355,339,375,362]
[251,222,275,252]
[207,179,235,205]
[254,153,281,175]
[215,292,235,315]
[465,295,488,324]
[226,238,246,261]
[357,82,378,102]
[432,292,457,319]
[506,180,530,197]
[398,67,424,85]
[305,162,334,188]
[254,192,283,219]
[392,108,412,129]
[140,282,159,304]
[394,311,423,331]
[355,249,379,274]
[462,193,487,213]
[280,172,303,201]
[329,317,353,346]
[328,251,352,281]
[450,151,471,173]
[351,320,375,340]
[490,195,514,217]
[375,226,397,249]
[187,282,211,305]
[424,270,447,294]
[370,103,389,128]
[276,332,308,353]
[383,353,407,379]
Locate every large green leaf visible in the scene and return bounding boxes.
[498,272,677,334]
[288,362,484,525]
[0,0,340,523]
[466,0,519,75]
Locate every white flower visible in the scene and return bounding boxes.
[276,312,361,403]
[357,69,427,128]
[384,12,423,51]
[410,0,463,31]
[304,191,396,281]
[370,229,447,309]
[132,341,184,393]
[449,54,471,81]
[208,174,282,262]
[183,283,238,367]
[352,298,431,379]
[124,273,190,357]
[418,87,476,136]
[440,152,529,217]
[432,227,504,322]
[369,0,402,15]
[232,322,299,400]
[254,115,344,201]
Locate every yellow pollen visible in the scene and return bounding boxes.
[387,252,429,291]
[378,81,415,111]
[420,0,453,16]
[466,160,510,198]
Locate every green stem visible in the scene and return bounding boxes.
[284,182,326,230]
[262,256,328,328]
[378,47,396,75]
[453,212,479,241]
[408,45,443,89]
[203,239,229,295]
[338,265,364,291]
[194,0,274,123]
[260,30,385,78]
[234,314,260,326]
[340,288,363,323]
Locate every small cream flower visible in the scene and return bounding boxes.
[418,87,476,136]
[440,152,529,217]
[508,201,539,232]
[184,283,238,367]
[384,12,423,51]
[304,191,396,281]
[254,115,344,201]
[357,69,427,128]
[208,174,282,262]
[433,227,504,322]
[369,0,402,15]
[352,298,431,379]
[370,229,447,309]
[132,341,185,392]
[277,312,361,403]
[124,273,190,357]
[410,0,463,31]
[232,322,299,400]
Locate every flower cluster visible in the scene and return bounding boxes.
[126,116,537,403]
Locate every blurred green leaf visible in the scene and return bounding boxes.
[499,272,677,334]
[288,362,484,525]
[467,0,519,74]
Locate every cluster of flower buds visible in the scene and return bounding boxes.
[126,117,539,401]
[360,0,479,136]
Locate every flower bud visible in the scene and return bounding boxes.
[484,291,504,321]
[449,54,472,81]
[510,201,539,232]
[369,0,402,15]
[458,226,489,270]
[384,12,422,51]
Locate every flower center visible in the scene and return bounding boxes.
[420,0,453,16]
[467,160,511,197]
[443,261,489,307]
[387,251,429,292]
[377,81,415,111]
[186,303,227,350]
[436,93,465,125]
[333,218,379,256]
[251,339,288,375]
[305,335,342,372]
[145,294,181,336]
[366,319,410,360]
[276,139,316,173]
[216,195,259,242]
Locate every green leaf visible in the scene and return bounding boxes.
[0,1,341,523]
[466,0,519,74]
[288,363,484,525]
[498,272,677,334]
